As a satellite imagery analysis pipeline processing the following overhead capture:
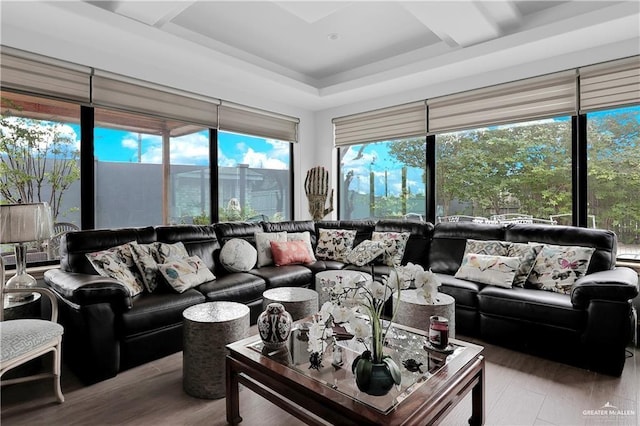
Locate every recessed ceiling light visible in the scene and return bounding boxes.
[327,33,340,41]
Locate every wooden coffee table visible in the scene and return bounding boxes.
[226,320,484,425]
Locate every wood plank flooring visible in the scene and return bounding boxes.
[1,336,638,426]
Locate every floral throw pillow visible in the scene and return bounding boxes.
[156,241,190,263]
[507,242,543,288]
[157,255,215,293]
[315,228,357,262]
[129,241,163,293]
[86,244,145,296]
[255,232,287,267]
[270,240,315,266]
[527,244,595,294]
[455,253,521,288]
[371,231,410,266]
[345,240,386,266]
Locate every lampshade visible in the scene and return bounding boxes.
[0,202,54,243]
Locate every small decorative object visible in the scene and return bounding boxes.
[428,316,449,349]
[309,351,323,370]
[257,303,292,350]
[304,166,334,221]
[402,358,424,373]
[332,344,343,367]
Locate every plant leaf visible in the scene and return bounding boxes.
[383,358,402,385]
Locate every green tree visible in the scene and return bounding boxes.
[0,100,80,220]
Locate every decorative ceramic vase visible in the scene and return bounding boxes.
[354,362,396,396]
[257,303,292,350]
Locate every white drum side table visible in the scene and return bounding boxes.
[262,287,319,321]
[182,301,250,399]
[393,291,456,338]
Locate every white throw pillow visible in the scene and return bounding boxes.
[315,228,357,262]
[220,238,257,272]
[255,232,287,267]
[527,244,595,294]
[371,231,410,266]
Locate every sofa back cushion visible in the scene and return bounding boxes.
[155,225,219,273]
[214,222,264,246]
[61,226,157,274]
[504,224,617,273]
[429,222,506,274]
[373,219,434,267]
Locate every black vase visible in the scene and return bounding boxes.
[355,362,395,396]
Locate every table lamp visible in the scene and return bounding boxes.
[0,202,53,302]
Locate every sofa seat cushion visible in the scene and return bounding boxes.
[478,286,585,330]
[120,289,205,337]
[249,265,312,288]
[198,273,266,304]
[437,273,483,308]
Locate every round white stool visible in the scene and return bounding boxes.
[182,301,250,399]
[262,287,319,321]
[393,291,456,338]
[315,270,372,307]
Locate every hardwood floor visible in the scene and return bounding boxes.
[1,336,638,426]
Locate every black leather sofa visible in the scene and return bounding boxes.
[44,219,638,383]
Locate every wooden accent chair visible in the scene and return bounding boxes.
[1,286,64,403]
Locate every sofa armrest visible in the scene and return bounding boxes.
[44,269,132,311]
[571,267,639,309]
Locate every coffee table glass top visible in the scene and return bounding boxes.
[246,321,478,414]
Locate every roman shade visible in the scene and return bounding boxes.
[333,101,427,146]
[91,71,219,129]
[0,48,91,103]
[218,101,299,142]
[579,56,640,113]
[428,70,577,134]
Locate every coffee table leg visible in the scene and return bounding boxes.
[469,356,485,426]
[226,357,242,425]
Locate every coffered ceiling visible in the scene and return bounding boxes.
[2,1,639,111]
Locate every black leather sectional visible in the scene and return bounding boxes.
[43,219,638,384]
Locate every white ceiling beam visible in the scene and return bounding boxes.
[111,1,195,27]
[402,1,501,47]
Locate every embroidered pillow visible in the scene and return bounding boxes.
[345,240,386,266]
[455,253,521,288]
[255,232,287,267]
[270,240,315,266]
[315,228,357,262]
[463,239,511,257]
[527,244,595,294]
[220,238,257,272]
[286,231,317,263]
[371,231,410,266]
[129,241,162,293]
[86,244,145,296]
[156,241,190,263]
[508,242,543,287]
[157,255,215,293]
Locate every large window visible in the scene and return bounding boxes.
[339,138,427,220]
[1,91,81,264]
[435,117,572,222]
[218,131,291,221]
[587,105,640,260]
[94,108,208,228]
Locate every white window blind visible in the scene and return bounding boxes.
[92,72,219,129]
[428,71,577,134]
[0,48,91,103]
[333,101,427,146]
[218,102,299,142]
[579,56,640,113]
